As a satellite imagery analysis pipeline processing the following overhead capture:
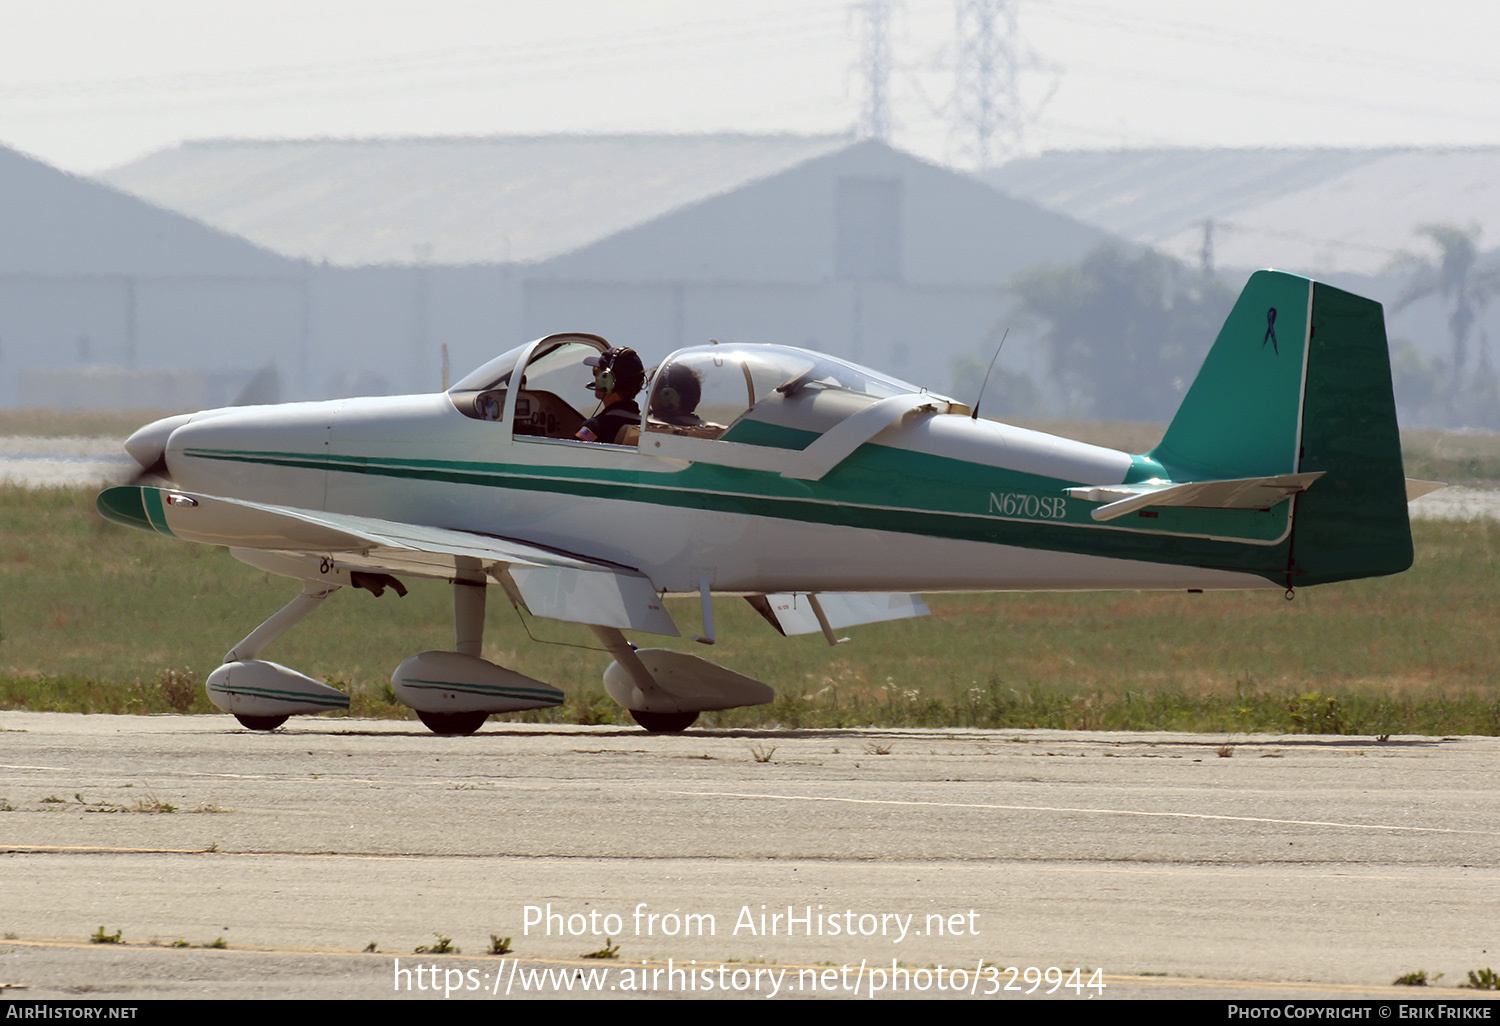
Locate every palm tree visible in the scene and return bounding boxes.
[1389,224,1500,417]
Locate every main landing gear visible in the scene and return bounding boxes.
[415,709,491,736]
[629,710,700,733]
[593,625,771,734]
[203,560,773,735]
[234,714,289,732]
[389,577,565,733]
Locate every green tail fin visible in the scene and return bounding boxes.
[1290,280,1412,584]
[1149,270,1412,585]
[1151,269,1312,480]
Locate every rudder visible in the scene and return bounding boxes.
[1288,281,1412,585]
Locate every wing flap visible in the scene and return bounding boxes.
[747,591,929,637]
[506,565,675,636]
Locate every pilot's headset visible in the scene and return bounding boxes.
[585,348,641,398]
[655,385,683,415]
[651,362,701,419]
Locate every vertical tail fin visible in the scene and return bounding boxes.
[1151,270,1312,480]
[1150,270,1412,585]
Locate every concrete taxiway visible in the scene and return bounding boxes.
[0,711,1497,1000]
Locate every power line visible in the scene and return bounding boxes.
[0,7,849,105]
[852,0,896,141]
[948,0,1056,169]
[1046,0,1500,90]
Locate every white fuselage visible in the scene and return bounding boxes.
[160,393,1276,596]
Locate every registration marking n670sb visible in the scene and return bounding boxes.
[988,492,1067,520]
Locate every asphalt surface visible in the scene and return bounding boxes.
[1,711,1498,1002]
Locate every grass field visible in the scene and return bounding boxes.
[2,483,1497,735]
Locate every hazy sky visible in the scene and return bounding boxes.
[3,0,1498,175]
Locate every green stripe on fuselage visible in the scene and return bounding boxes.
[182,442,1295,581]
[719,419,818,449]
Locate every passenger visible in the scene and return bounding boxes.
[649,362,706,428]
[576,347,645,444]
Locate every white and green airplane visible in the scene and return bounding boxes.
[97,270,1425,735]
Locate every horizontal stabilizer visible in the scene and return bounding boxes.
[1405,479,1445,502]
[1068,472,1325,523]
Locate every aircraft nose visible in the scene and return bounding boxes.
[124,413,194,469]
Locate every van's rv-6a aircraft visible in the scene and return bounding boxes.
[97,270,1430,734]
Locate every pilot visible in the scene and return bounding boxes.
[576,347,645,444]
[649,362,706,428]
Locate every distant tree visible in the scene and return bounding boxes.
[1387,338,1443,418]
[1389,224,1500,420]
[1009,243,1234,422]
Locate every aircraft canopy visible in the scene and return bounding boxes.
[448,337,962,453]
[644,343,952,446]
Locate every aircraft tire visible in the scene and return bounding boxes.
[629,710,699,733]
[416,710,489,736]
[234,714,289,731]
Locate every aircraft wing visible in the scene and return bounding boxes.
[96,485,678,636]
[1067,472,1325,523]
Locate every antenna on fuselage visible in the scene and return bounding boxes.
[970,328,1010,421]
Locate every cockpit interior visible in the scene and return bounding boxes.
[447,334,956,451]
